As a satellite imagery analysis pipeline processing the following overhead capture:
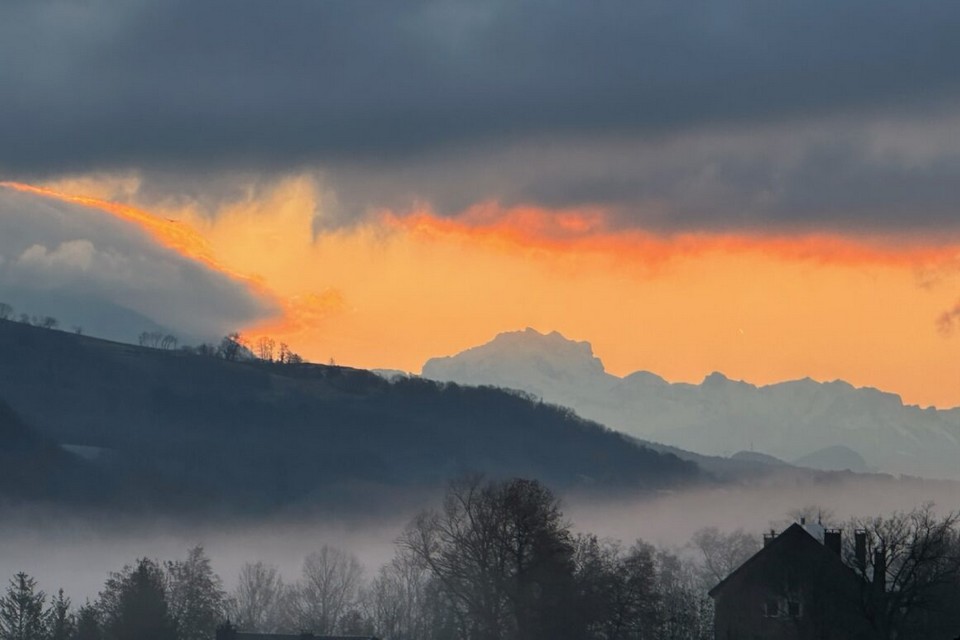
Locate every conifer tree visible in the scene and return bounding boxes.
[100,559,177,640]
[0,572,47,640]
[45,590,73,640]
[73,604,102,640]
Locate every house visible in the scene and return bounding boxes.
[708,521,872,640]
[214,622,379,640]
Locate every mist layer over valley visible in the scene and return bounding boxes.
[4,320,960,639]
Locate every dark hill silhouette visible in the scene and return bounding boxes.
[0,320,699,514]
[0,398,108,504]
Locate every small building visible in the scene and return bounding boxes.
[708,522,872,640]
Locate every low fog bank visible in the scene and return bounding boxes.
[567,474,960,548]
[2,473,957,602]
[0,509,410,602]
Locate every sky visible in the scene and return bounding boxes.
[1,1,959,407]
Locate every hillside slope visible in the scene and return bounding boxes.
[0,320,699,513]
[0,399,107,504]
[423,328,960,479]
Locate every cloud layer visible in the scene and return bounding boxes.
[3,1,960,232]
[0,186,274,342]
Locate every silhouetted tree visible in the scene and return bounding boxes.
[217,333,243,361]
[165,547,224,640]
[400,476,581,640]
[73,604,101,640]
[690,527,759,586]
[287,546,363,635]
[845,505,960,640]
[39,317,58,330]
[0,572,47,640]
[573,537,663,640]
[137,332,163,348]
[0,303,12,321]
[160,335,178,350]
[254,337,275,362]
[365,549,436,640]
[99,559,177,640]
[45,589,73,640]
[225,563,285,633]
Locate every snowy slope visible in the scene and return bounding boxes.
[422,328,960,480]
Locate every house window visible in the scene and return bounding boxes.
[763,598,781,617]
[787,600,802,618]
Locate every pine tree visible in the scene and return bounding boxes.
[73,604,102,640]
[45,590,73,640]
[0,573,47,640]
[100,559,178,640]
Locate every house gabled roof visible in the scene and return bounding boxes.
[708,522,858,598]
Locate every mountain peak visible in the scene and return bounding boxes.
[421,328,611,399]
[425,328,606,377]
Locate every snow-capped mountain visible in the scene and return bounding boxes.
[422,328,960,480]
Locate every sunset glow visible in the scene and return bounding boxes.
[10,176,959,409]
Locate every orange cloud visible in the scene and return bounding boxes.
[382,202,960,270]
[7,178,960,409]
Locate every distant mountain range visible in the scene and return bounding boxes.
[0,320,700,513]
[422,328,960,480]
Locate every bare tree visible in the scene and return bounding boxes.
[366,549,436,640]
[288,546,364,635]
[399,476,581,640]
[39,316,58,330]
[225,562,286,633]
[160,335,178,350]
[845,505,960,640]
[218,333,244,361]
[137,331,164,348]
[255,337,276,362]
[689,527,760,587]
[0,303,12,321]
[165,546,226,640]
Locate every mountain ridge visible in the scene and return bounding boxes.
[422,328,960,479]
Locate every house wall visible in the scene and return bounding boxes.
[712,529,872,640]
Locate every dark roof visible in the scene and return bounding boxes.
[708,522,859,598]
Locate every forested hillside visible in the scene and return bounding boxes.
[0,320,699,513]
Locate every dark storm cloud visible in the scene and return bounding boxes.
[3,0,960,231]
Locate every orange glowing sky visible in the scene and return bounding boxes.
[7,176,960,409]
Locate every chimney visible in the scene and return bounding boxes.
[824,529,841,555]
[854,530,868,570]
[873,548,886,593]
[763,530,777,547]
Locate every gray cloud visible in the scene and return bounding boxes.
[318,112,960,233]
[0,186,275,343]
[3,1,960,232]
